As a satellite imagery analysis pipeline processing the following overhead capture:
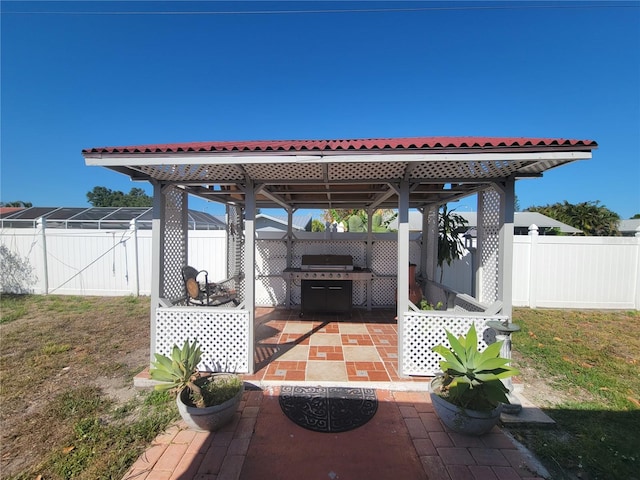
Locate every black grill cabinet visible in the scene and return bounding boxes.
[301,279,352,316]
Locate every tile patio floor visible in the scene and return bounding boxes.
[243,307,431,386]
[125,307,547,480]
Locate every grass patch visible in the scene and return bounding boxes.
[42,342,72,355]
[0,294,29,324]
[510,308,640,480]
[0,294,178,479]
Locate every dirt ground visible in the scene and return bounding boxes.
[512,350,587,408]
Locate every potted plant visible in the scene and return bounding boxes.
[419,298,444,310]
[437,205,468,283]
[430,324,519,435]
[149,339,244,432]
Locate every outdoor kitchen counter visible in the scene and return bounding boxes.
[282,267,374,312]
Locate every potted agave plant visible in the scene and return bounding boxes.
[430,324,519,435]
[149,339,244,432]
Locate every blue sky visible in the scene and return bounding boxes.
[2,1,639,219]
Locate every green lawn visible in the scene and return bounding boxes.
[510,308,639,480]
[0,294,177,480]
[1,296,638,479]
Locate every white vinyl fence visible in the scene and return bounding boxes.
[446,230,639,310]
[0,225,226,296]
[1,225,638,309]
[511,233,640,309]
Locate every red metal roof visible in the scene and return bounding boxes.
[0,207,25,216]
[83,136,597,154]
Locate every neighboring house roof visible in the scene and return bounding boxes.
[0,207,24,215]
[390,211,581,234]
[459,212,582,234]
[256,213,312,232]
[83,137,597,154]
[0,206,226,230]
[619,219,640,236]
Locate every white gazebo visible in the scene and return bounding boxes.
[83,136,597,377]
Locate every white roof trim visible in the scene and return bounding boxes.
[83,151,592,167]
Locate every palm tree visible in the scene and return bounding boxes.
[527,201,619,236]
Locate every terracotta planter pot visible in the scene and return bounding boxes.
[395,263,423,305]
[429,378,502,436]
[408,263,422,305]
[176,375,244,432]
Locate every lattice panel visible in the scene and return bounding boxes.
[410,160,529,179]
[138,164,244,182]
[256,240,287,275]
[329,162,407,180]
[291,241,367,267]
[517,158,566,175]
[162,187,187,299]
[290,282,301,305]
[401,313,505,376]
[244,162,324,180]
[370,240,420,276]
[371,241,397,275]
[371,277,397,306]
[227,205,245,302]
[479,188,501,304]
[156,307,250,373]
[453,297,485,313]
[353,281,367,307]
[256,277,286,306]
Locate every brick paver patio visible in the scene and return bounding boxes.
[122,387,546,480]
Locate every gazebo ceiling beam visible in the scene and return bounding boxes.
[140,175,526,187]
[370,184,400,210]
[256,185,291,211]
[187,181,491,209]
[265,187,388,195]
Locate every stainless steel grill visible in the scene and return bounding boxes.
[283,255,373,316]
[284,255,373,281]
[301,255,353,271]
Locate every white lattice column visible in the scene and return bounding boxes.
[245,181,256,374]
[162,186,189,300]
[397,180,410,377]
[227,204,245,301]
[477,188,501,305]
[150,183,188,363]
[496,178,515,318]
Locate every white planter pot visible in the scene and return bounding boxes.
[176,375,244,432]
[429,378,502,436]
